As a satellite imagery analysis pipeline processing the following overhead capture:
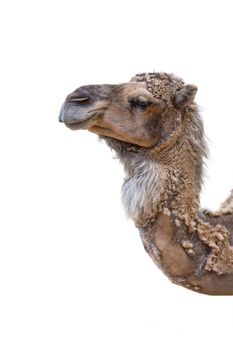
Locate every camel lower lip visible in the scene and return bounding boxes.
[65,121,89,130]
[64,115,96,130]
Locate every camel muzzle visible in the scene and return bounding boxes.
[58,89,92,128]
[59,84,115,130]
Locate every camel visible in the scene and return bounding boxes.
[59,72,233,295]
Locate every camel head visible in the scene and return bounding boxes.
[59,73,197,149]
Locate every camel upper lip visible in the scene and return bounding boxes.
[59,101,92,124]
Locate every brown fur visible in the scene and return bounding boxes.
[59,72,233,295]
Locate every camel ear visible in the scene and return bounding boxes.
[174,85,197,109]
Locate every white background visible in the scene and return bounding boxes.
[1,0,233,349]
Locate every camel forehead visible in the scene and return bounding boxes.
[131,72,185,102]
[114,82,151,99]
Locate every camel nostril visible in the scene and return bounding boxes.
[67,91,90,103]
[69,97,89,102]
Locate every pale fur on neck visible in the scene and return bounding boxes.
[101,106,207,223]
[121,157,166,220]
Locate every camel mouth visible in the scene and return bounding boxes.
[64,117,94,130]
[64,113,100,130]
[65,121,88,130]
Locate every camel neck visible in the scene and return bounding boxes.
[121,139,202,228]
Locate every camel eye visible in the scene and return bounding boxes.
[129,97,152,110]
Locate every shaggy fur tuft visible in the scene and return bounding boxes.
[121,158,166,219]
